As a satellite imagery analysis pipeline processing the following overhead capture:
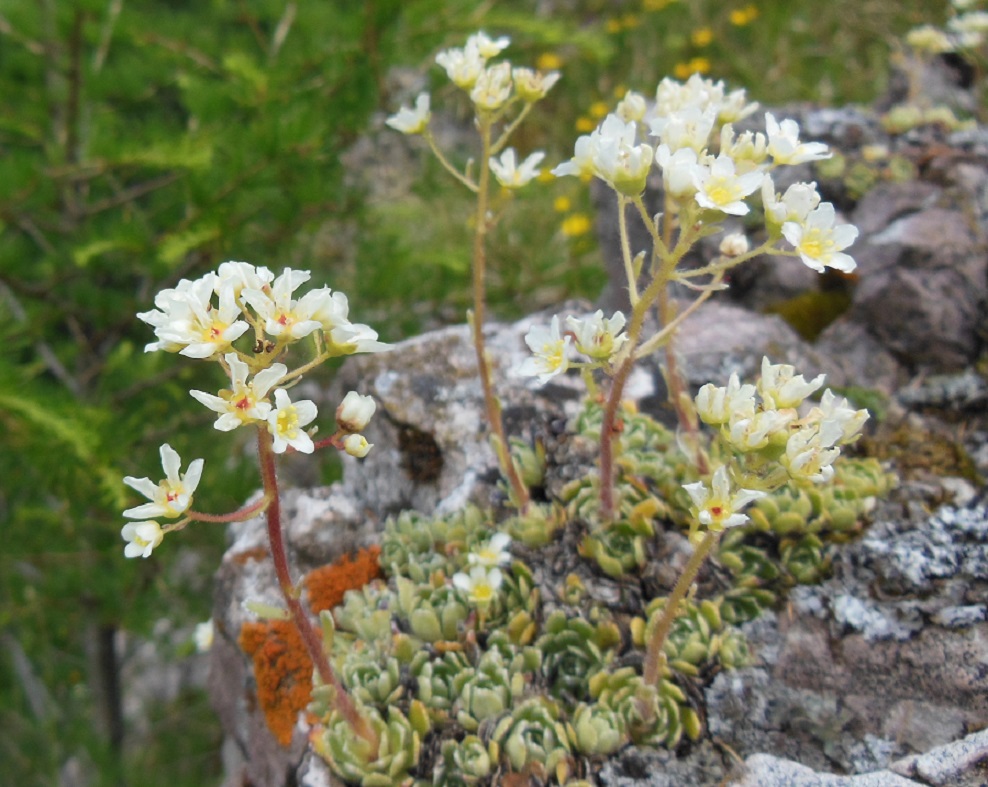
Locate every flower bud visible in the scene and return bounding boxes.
[336,391,376,433]
[344,434,372,458]
[719,232,750,258]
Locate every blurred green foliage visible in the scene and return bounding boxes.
[0,0,945,785]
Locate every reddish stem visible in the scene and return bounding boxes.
[597,353,636,522]
[186,495,270,523]
[255,427,377,749]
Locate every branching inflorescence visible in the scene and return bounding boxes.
[121,29,885,787]
[121,261,389,747]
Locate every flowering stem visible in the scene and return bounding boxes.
[490,101,533,155]
[597,352,637,522]
[617,195,640,306]
[471,118,530,511]
[186,494,271,523]
[642,530,720,687]
[424,130,478,192]
[255,427,378,751]
[597,198,690,522]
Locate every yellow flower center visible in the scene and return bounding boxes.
[706,180,739,206]
[798,228,834,260]
[472,584,494,604]
[277,405,299,438]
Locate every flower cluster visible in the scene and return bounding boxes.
[121,443,202,558]
[551,73,857,274]
[519,310,628,384]
[121,262,388,557]
[673,358,868,547]
[907,0,988,55]
[387,32,559,191]
[695,356,868,488]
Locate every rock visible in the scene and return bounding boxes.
[849,201,985,371]
[208,312,988,787]
[891,727,988,787]
[728,753,922,787]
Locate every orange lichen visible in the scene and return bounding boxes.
[236,546,383,746]
[239,619,313,747]
[305,545,383,614]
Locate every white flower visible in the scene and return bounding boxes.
[765,113,831,165]
[654,144,700,199]
[189,353,285,431]
[762,177,821,228]
[512,67,560,102]
[468,533,512,568]
[717,87,759,124]
[951,10,988,34]
[782,203,858,273]
[758,357,826,409]
[695,373,756,426]
[591,114,654,196]
[329,322,392,354]
[242,267,322,343]
[552,135,595,179]
[813,389,870,444]
[267,389,317,454]
[719,124,767,169]
[519,315,571,384]
[616,91,647,122]
[215,261,275,297]
[906,25,955,54]
[453,565,503,606]
[386,92,431,135]
[304,287,352,332]
[121,521,164,559]
[468,31,510,58]
[648,105,718,154]
[565,310,627,361]
[782,427,841,484]
[436,41,486,89]
[123,443,204,519]
[138,275,250,359]
[343,433,372,458]
[653,74,758,124]
[336,391,376,433]
[727,409,794,452]
[489,149,545,188]
[471,62,513,111]
[693,154,764,216]
[682,466,767,531]
[194,620,214,653]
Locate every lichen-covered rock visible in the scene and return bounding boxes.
[209,312,988,787]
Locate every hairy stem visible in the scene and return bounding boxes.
[471,118,530,510]
[642,530,720,686]
[255,428,377,750]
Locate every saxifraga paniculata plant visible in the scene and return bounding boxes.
[118,29,894,787]
[120,262,390,749]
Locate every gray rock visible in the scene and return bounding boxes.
[728,753,921,787]
[891,727,988,787]
[208,315,988,787]
[849,203,986,371]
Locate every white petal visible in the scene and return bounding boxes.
[123,502,166,519]
[190,389,228,413]
[160,444,181,481]
[123,475,158,499]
